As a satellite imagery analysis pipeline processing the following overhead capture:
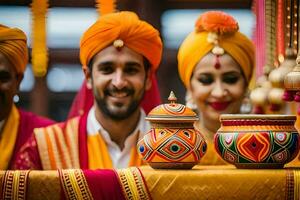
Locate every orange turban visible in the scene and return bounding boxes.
[80,11,162,71]
[178,11,255,88]
[0,24,28,75]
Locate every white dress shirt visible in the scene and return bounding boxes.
[87,106,150,169]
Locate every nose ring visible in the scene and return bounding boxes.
[223,90,229,96]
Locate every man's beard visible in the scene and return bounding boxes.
[94,86,145,121]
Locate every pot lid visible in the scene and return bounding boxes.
[145,91,199,122]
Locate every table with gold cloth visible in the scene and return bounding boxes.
[1,165,300,200]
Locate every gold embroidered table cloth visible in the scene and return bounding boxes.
[0,165,299,200]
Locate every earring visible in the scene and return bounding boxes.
[86,79,92,90]
[240,90,252,114]
[185,91,197,111]
[223,89,229,96]
[13,94,20,103]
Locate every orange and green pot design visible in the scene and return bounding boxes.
[214,114,300,168]
[137,92,207,169]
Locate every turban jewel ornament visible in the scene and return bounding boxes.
[195,11,239,57]
[195,11,239,34]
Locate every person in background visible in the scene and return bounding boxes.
[14,11,163,170]
[177,11,255,165]
[0,24,54,170]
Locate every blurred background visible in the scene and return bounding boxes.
[0,0,254,121]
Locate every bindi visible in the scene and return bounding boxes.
[214,55,221,69]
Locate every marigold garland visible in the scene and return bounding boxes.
[96,0,116,16]
[195,11,239,35]
[31,0,48,77]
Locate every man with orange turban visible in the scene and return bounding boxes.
[15,11,163,170]
[0,24,54,170]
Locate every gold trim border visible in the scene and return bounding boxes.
[2,170,30,200]
[59,169,93,200]
[117,167,151,200]
[294,170,300,200]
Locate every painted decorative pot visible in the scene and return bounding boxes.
[137,92,207,169]
[214,114,300,168]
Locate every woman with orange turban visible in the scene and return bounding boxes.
[15,11,163,171]
[177,11,255,165]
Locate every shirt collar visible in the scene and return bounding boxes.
[87,106,150,140]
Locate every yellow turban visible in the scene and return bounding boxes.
[80,11,162,71]
[178,11,255,88]
[0,24,28,75]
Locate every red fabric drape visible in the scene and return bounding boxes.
[83,169,126,200]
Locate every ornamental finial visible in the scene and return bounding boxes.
[168,91,177,104]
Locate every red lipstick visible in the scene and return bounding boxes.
[209,102,230,111]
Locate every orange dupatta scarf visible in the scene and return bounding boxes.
[87,131,143,169]
[35,115,143,169]
[0,105,20,170]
